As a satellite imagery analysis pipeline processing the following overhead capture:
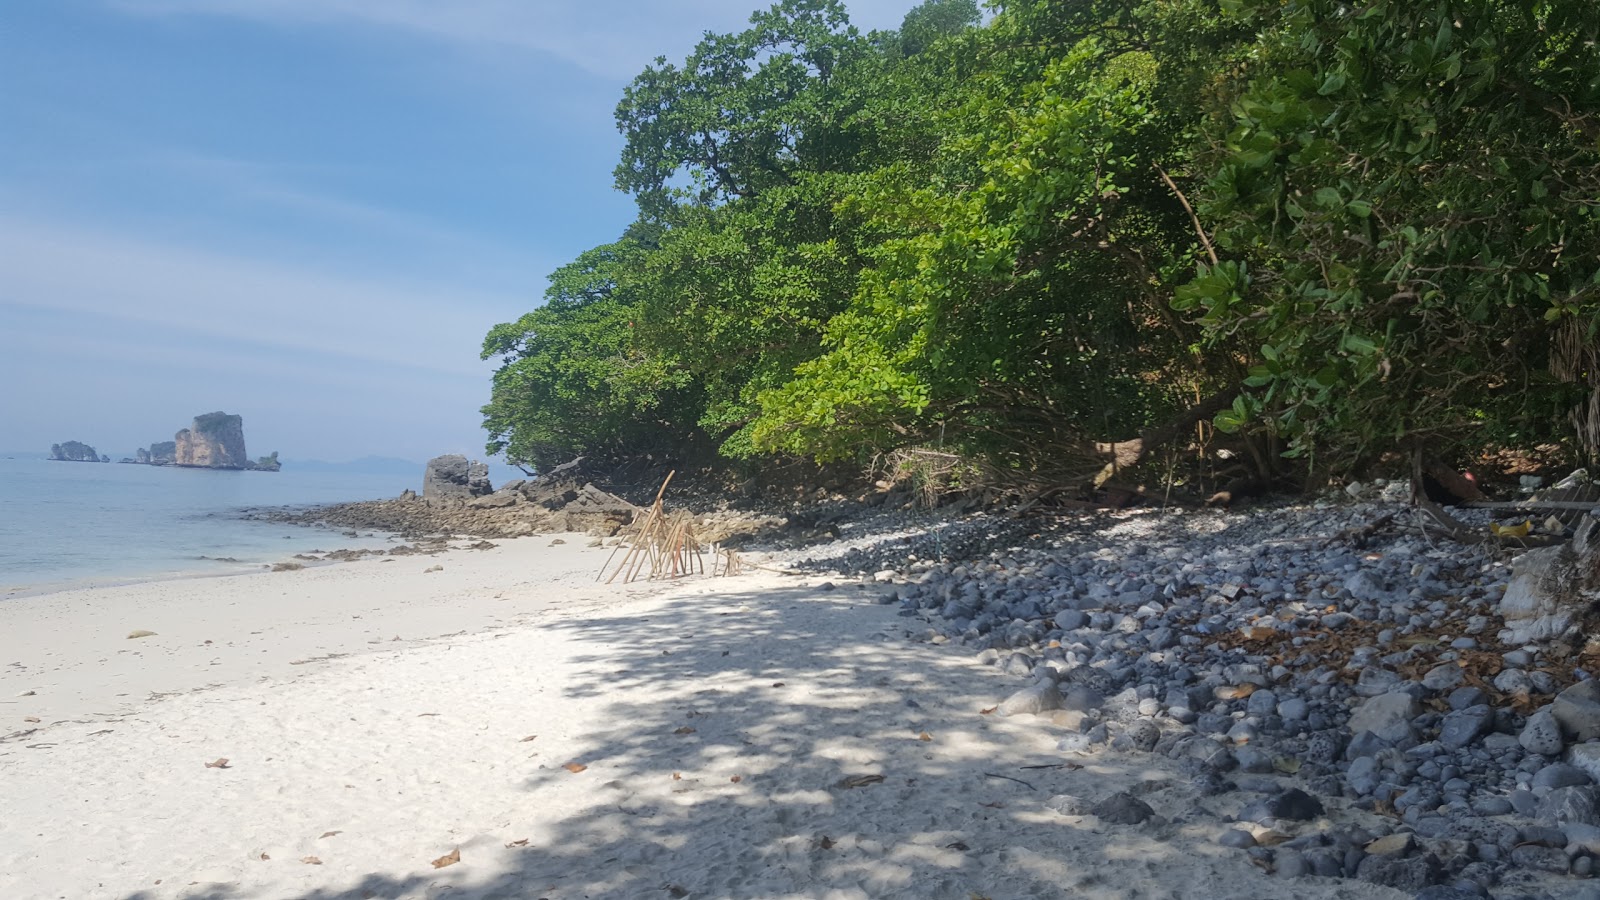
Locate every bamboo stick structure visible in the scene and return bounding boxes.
[599,471,715,584]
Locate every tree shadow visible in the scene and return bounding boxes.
[112,576,1401,900]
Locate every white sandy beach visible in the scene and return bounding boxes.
[0,536,1403,900]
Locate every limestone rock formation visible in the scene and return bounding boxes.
[133,441,178,465]
[423,455,493,502]
[175,412,249,469]
[49,441,103,462]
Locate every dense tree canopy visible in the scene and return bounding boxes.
[484,0,1600,482]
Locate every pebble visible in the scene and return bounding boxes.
[1091,792,1155,825]
[1520,707,1565,756]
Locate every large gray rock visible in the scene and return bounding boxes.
[1356,853,1441,892]
[1537,786,1600,827]
[1522,707,1566,755]
[423,454,492,502]
[1438,705,1493,750]
[173,412,250,469]
[1554,679,1600,743]
[1349,691,1422,744]
[998,680,1063,717]
[553,483,637,536]
[1500,516,1600,644]
[1570,743,1600,782]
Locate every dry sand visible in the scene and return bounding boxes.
[0,536,1402,900]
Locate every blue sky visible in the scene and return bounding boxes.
[0,0,917,463]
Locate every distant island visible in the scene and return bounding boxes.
[121,412,280,471]
[49,441,109,463]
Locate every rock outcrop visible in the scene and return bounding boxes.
[49,441,104,462]
[175,412,249,469]
[267,457,641,538]
[125,415,278,471]
[423,455,492,502]
[133,441,178,465]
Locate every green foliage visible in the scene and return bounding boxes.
[1182,0,1600,468]
[483,0,1600,478]
[480,239,698,471]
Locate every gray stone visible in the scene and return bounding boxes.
[1565,822,1600,855]
[1439,705,1493,750]
[1356,852,1440,891]
[1347,756,1381,795]
[422,454,492,501]
[1494,668,1534,694]
[1091,792,1154,825]
[1499,544,1577,644]
[1412,889,1481,900]
[1422,663,1464,692]
[1355,668,1403,697]
[1538,786,1600,827]
[1350,692,1422,744]
[1122,719,1160,753]
[1556,680,1600,743]
[1046,793,1091,816]
[1509,843,1570,873]
[1278,698,1309,721]
[1246,689,1278,716]
[1471,796,1513,816]
[1447,686,1489,711]
[1512,789,1539,817]
[1571,744,1600,782]
[1521,707,1566,756]
[1346,730,1393,759]
[1218,828,1256,849]
[1240,789,1325,823]
[997,680,1062,717]
[1532,762,1593,790]
[1365,832,1415,856]
[1520,824,1570,846]
[1061,685,1104,712]
[1274,849,1309,878]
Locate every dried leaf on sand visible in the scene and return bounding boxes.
[127,630,156,639]
[204,758,231,769]
[430,848,461,869]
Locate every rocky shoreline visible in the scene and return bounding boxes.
[741,486,1600,899]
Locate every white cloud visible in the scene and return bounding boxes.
[109,0,919,80]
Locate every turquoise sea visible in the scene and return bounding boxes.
[0,456,418,595]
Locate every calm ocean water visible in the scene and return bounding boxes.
[0,456,419,595]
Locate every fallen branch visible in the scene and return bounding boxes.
[983,772,1036,790]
